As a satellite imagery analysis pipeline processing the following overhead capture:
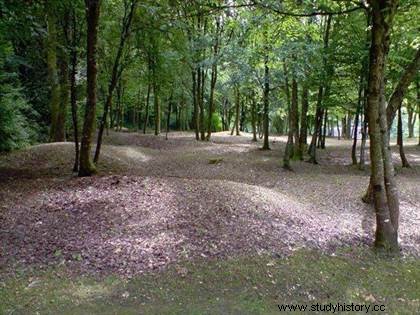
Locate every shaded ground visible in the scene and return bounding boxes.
[1,249,419,314]
[0,132,419,276]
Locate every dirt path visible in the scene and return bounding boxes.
[0,132,419,275]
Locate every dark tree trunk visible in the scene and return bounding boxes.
[192,70,199,140]
[165,96,172,140]
[321,108,328,149]
[336,118,341,140]
[206,17,220,141]
[231,86,240,136]
[308,87,323,164]
[308,15,331,163]
[70,10,79,172]
[397,107,410,168]
[352,73,364,165]
[79,0,100,177]
[262,54,270,150]
[143,81,151,134]
[292,78,299,154]
[407,104,416,138]
[298,85,309,160]
[251,91,257,142]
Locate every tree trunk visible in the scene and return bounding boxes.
[407,104,416,138]
[94,0,136,163]
[321,108,328,149]
[251,91,257,142]
[292,78,299,155]
[397,107,410,168]
[165,96,172,140]
[298,85,309,160]
[308,87,323,164]
[365,0,399,252]
[352,73,364,165]
[143,82,151,134]
[79,0,100,177]
[70,10,79,172]
[192,70,199,140]
[206,17,220,141]
[234,86,240,136]
[262,54,270,150]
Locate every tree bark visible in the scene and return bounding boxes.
[206,17,220,140]
[143,80,151,134]
[70,9,79,172]
[262,53,270,150]
[251,91,257,141]
[365,0,399,252]
[79,0,100,177]
[192,70,199,140]
[298,85,309,160]
[407,103,416,138]
[397,107,410,168]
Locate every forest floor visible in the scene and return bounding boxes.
[0,131,419,314]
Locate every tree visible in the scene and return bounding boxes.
[79,0,101,177]
[365,0,399,252]
[94,0,137,163]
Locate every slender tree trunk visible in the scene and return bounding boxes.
[366,0,399,252]
[262,53,270,150]
[153,74,160,136]
[397,107,410,167]
[321,108,328,149]
[143,82,151,134]
[407,104,415,138]
[336,118,341,140]
[79,0,100,177]
[308,87,323,164]
[308,15,331,163]
[94,0,136,163]
[292,78,299,155]
[165,96,172,140]
[70,11,79,172]
[298,85,309,160]
[192,70,199,140]
[352,73,364,165]
[234,86,240,136]
[206,17,220,140]
[251,91,257,141]
[417,78,420,145]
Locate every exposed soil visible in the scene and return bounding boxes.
[0,132,419,276]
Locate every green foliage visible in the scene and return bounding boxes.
[210,112,223,132]
[0,27,39,151]
[0,84,38,151]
